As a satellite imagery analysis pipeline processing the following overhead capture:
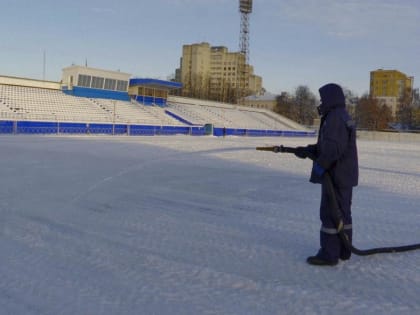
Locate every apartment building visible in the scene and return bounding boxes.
[176,42,262,103]
[370,69,414,116]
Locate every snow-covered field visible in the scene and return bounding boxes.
[0,134,419,315]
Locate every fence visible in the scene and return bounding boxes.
[0,120,316,137]
[212,127,316,137]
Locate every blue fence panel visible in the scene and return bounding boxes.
[212,127,316,137]
[88,123,113,134]
[213,127,222,137]
[129,125,156,136]
[151,126,164,135]
[128,125,198,136]
[246,129,263,136]
[160,126,190,135]
[159,126,174,135]
[0,121,14,133]
[113,124,128,135]
[59,122,88,134]
[190,127,205,136]
[231,128,247,136]
[271,130,283,136]
[1,119,316,137]
[17,121,58,134]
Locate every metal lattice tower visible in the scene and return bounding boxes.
[239,0,252,64]
[236,0,253,104]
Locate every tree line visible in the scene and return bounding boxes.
[274,85,420,130]
[173,73,243,104]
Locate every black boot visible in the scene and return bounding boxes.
[339,252,351,261]
[307,255,338,266]
[340,229,352,260]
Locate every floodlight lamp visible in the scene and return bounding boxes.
[239,0,253,14]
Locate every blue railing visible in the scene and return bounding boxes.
[0,120,316,137]
[213,127,316,137]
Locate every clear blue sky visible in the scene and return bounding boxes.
[1,0,419,96]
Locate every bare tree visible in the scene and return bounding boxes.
[274,86,317,125]
[355,94,392,130]
[396,89,414,129]
[343,88,358,119]
[217,79,236,103]
[412,107,420,129]
[181,73,211,100]
[275,92,297,121]
[294,85,317,125]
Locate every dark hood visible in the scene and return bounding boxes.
[318,83,345,115]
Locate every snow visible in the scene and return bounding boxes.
[0,134,419,315]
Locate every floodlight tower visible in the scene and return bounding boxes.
[237,0,252,104]
[239,0,252,64]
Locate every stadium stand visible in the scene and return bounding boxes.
[0,71,314,137]
[167,96,308,130]
[0,84,111,122]
[0,84,182,125]
[91,98,184,125]
[0,83,309,131]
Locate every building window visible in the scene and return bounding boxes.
[116,80,128,91]
[91,76,104,89]
[78,75,91,87]
[104,78,117,90]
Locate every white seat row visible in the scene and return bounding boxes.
[0,84,184,125]
[166,99,300,130]
[0,84,307,130]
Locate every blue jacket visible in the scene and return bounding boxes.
[309,83,358,188]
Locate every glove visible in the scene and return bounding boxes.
[313,162,325,176]
[294,146,309,159]
[273,146,282,153]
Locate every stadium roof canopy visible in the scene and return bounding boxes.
[129,78,182,90]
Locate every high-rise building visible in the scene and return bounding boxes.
[370,69,414,116]
[176,42,262,103]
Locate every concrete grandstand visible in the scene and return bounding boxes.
[0,66,314,137]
